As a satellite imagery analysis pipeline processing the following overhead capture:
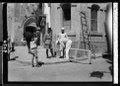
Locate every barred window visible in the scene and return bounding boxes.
[91,9,97,31]
[91,4,100,32]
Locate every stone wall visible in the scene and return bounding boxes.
[8,3,109,55]
[7,3,40,46]
[70,3,108,54]
[0,3,3,42]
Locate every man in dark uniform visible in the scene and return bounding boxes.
[44,28,54,58]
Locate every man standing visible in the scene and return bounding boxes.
[44,28,54,58]
[56,27,72,60]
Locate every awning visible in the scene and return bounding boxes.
[22,16,36,28]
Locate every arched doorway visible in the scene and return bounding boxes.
[22,16,36,31]
[22,15,46,46]
[60,3,71,32]
[22,16,39,45]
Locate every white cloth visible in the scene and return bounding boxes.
[44,3,51,28]
[58,32,69,43]
[65,40,72,59]
[56,32,72,59]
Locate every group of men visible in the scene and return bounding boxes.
[24,24,72,67]
[55,27,72,60]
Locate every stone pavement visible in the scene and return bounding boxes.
[8,46,112,82]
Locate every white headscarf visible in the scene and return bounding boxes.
[61,27,65,30]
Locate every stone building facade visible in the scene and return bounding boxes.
[50,3,110,54]
[7,3,111,54]
[7,3,41,45]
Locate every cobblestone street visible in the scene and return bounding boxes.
[8,46,112,82]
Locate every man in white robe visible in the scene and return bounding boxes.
[56,27,72,60]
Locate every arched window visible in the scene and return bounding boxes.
[91,4,100,32]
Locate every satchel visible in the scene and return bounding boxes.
[45,34,51,44]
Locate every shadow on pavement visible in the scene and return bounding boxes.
[14,59,91,67]
[41,60,70,65]
[15,60,70,66]
[15,60,32,66]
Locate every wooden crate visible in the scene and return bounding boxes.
[71,41,79,48]
[69,48,91,60]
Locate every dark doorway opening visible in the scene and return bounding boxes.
[60,3,71,20]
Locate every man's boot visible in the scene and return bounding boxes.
[32,57,34,67]
[46,49,50,58]
[35,56,41,67]
[50,48,54,57]
[63,47,65,57]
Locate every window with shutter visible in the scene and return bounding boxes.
[91,9,97,32]
[91,4,100,32]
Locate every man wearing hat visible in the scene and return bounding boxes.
[56,27,72,60]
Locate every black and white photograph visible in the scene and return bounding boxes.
[0,3,3,84]
[4,2,116,82]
